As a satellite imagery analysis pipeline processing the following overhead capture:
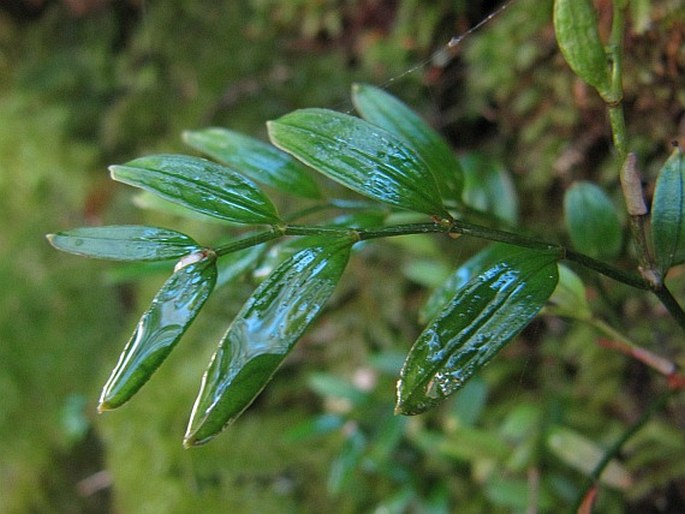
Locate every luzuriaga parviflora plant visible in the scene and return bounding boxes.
[48,6,683,508]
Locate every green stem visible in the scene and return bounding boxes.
[606,0,628,157]
[655,285,685,331]
[283,224,355,238]
[564,249,649,290]
[608,105,627,160]
[572,390,672,511]
[213,227,284,257]
[210,218,685,328]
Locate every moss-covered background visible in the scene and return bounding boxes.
[1,0,684,512]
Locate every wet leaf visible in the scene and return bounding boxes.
[553,0,611,98]
[397,247,559,415]
[420,243,515,324]
[183,128,321,199]
[98,250,217,410]
[351,83,463,203]
[651,147,685,274]
[184,236,354,447]
[267,108,450,220]
[110,154,281,225]
[564,181,622,260]
[47,225,201,261]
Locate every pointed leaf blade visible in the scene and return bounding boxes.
[553,0,611,98]
[110,154,281,225]
[99,250,218,410]
[351,83,463,203]
[183,128,321,199]
[397,248,559,416]
[420,243,517,324]
[564,181,622,260]
[651,147,685,274]
[47,225,201,261]
[184,236,354,447]
[268,108,450,219]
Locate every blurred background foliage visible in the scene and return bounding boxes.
[1,0,684,512]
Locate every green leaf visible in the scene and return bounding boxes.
[98,250,217,410]
[544,264,591,320]
[397,247,559,415]
[110,154,281,225]
[564,181,622,260]
[267,108,451,220]
[420,243,515,324]
[460,153,518,223]
[351,83,463,203]
[651,147,685,274]
[47,225,201,261]
[183,128,321,199]
[553,0,612,98]
[547,425,632,490]
[184,236,354,447]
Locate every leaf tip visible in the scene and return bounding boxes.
[108,164,123,180]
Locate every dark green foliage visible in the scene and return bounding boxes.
[5,0,685,512]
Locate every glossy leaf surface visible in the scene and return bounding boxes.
[268,108,450,219]
[351,83,463,203]
[564,181,622,260]
[420,243,515,324]
[651,147,685,274]
[184,236,354,447]
[47,225,200,261]
[397,248,559,415]
[99,251,217,410]
[183,128,321,199]
[553,0,611,98]
[110,154,280,225]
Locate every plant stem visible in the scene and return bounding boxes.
[564,249,649,290]
[606,0,628,158]
[591,317,677,376]
[655,285,685,331]
[210,218,685,329]
[213,227,284,257]
[283,224,356,238]
[572,390,672,511]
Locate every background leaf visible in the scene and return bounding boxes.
[110,154,281,225]
[553,0,611,98]
[99,251,217,410]
[547,425,633,490]
[183,128,321,199]
[564,181,622,260]
[268,108,451,219]
[544,264,591,320]
[651,147,685,275]
[184,236,355,447]
[397,247,559,415]
[351,83,463,203]
[460,153,518,223]
[47,225,200,261]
